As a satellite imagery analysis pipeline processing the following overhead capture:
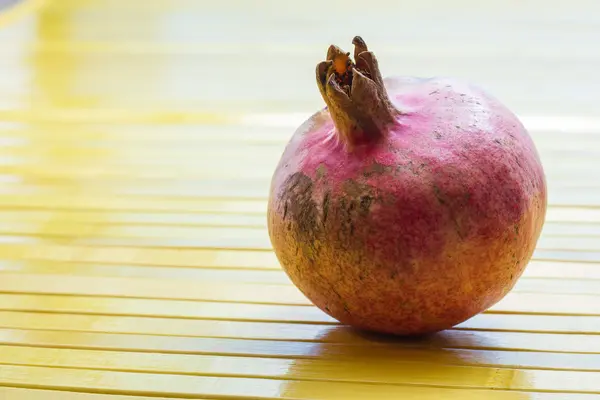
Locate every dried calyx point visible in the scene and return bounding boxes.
[316,36,399,147]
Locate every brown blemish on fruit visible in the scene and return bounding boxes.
[363,162,392,177]
[316,164,328,180]
[278,172,322,262]
[322,191,331,225]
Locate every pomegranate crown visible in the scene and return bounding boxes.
[316,36,399,147]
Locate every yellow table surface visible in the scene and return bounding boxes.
[1,0,600,398]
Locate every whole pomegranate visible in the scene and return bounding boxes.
[267,37,547,336]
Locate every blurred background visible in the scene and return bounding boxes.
[4,0,600,115]
[0,0,599,398]
[1,1,599,207]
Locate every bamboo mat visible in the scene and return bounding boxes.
[0,0,599,398]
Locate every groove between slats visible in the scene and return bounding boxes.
[0,224,598,252]
[0,196,599,214]
[0,273,599,315]
[2,258,599,282]
[0,346,599,394]
[0,363,599,398]
[1,326,599,358]
[0,386,196,400]
[2,341,600,372]
[0,294,598,333]
[0,305,599,336]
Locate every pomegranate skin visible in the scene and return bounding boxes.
[268,73,546,335]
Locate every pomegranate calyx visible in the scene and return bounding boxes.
[315,36,399,148]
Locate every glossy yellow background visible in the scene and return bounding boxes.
[0,0,599,398]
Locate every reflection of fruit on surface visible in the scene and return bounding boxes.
[268,37,547,336]
[278,327,533,399]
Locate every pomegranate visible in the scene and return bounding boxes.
[267,36,547,336]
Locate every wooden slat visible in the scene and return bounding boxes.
[1,257,599,282]
[1,272,600,315]
[0,387,193,400]
[0,300,599,335]
[2,330,600,372]
[1,310,600,346]
[0,193,593,215]
[3,232,600,255]
[2,210,600,236]
[0,171,597,209]
[0,273,309,304]
[0,194,266,214]
[0,132,598,150]
[1,222,600,252]
[0,151,597,169]
[1,241,598,271]
[0,209,598,227]
[1,326,599,362]
[0,210,268,228]
[0,262,291,283]
[0,243,282,269]
[534,250,600,263]
[1,240,599,268]
[1,263,599,296]
[0,193,598,214]
[1,346,599,394]
[2,363,598,399]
